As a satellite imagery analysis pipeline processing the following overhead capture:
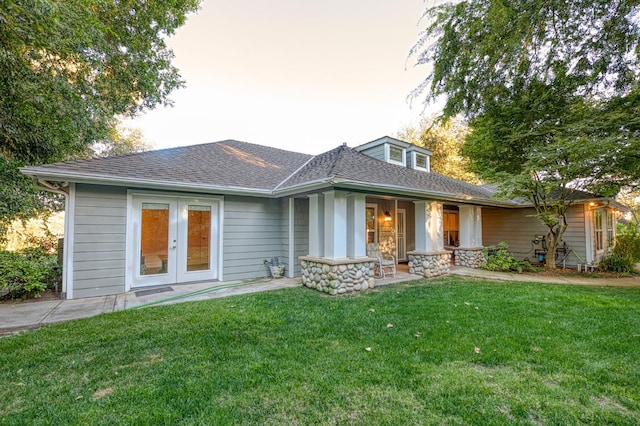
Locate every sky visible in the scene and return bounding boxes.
[127,0,436,155]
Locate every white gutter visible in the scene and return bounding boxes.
[25,168,535,208]
[21,168,273,198]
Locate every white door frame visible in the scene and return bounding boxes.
[125,191,223,291]
[397,208,407,262]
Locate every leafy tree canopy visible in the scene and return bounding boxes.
[398,115,479,184]
[411,0,639,119]
[0,0,199,236]
[410,0,640,267]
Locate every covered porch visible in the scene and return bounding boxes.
[299,190,484,295]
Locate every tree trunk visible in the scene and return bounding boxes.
[544,219,568,269]
[545,231,558,269]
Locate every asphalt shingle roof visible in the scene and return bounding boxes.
[24,140,504,203]
[33,140,312,190]
[280,144,498,202]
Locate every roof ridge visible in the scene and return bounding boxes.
[325,145,349,177]
[273,153,319,190]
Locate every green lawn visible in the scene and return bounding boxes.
[1,276,639,425]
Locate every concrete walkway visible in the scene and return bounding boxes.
[450,266,640,287]
[0,278,301,336]
[1,267,638,336]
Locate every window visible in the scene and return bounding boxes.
[594,210,603,251]
[606,210,615,247]
[389,146,403,163]
[443,211,459,246]
[415,153,427,169]
[366,205,377,243]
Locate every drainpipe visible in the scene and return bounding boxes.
[33,178,70,298]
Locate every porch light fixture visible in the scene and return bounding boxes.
[384,211,392,222]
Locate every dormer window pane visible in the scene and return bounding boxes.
[416,154,427,169]
[389,146,403,163]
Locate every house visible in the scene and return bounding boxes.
[21,136,621,299]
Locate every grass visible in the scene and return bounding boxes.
[1,276,640,425]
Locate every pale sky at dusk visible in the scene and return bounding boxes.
[128,0,437,155]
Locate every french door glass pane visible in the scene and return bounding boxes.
[187,205,211,271]
[140,203,169,275]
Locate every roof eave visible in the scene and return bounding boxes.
[20,168,274,198]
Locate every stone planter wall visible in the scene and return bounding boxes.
[408,251,451,278]
[300,257,376,295]
[454,248,485,268]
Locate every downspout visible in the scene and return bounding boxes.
[33,178,71,298]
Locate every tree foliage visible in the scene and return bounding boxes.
[410,0,640,268]
[0,0,199,237]
[87,124,152,158]
[398,115,479,184]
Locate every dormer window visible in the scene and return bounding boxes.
[414,152,430,172]
[386,144,406,166]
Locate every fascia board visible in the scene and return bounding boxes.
[21,168,273,198]
[330,180,521,208]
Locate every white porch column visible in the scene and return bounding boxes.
[324,190,348,259]
[414,200,444,252]
[287,197,295,278]
[308,193,324,257]
[347,193,367,258]
[459,205,483,248]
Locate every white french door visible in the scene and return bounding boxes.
[397,209,407,262]
[131,195,220,288]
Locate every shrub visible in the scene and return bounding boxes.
[599,252,636,274]
[614,225,640,262]
[600,225,640,273]
[481,242,533,273]
[0,248,60,299]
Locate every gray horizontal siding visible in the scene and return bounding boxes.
[482,205,586,267]
[359,145,385,161]
[72,184,127,297]
[223,196,286,281]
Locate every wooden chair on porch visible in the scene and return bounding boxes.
[366,243,396,279]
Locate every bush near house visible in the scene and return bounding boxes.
[0,248,60,299]
[481,242,533,273]
[599,225,640,273]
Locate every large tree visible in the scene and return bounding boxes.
[0,0,199,236]
[398,115,479,184]
[410,0,640,267]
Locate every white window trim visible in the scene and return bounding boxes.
[594,209,604,253]
[412,151,430,172]
[384,143,406,166]
[366,203,378,244]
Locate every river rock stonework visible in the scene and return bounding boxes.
[454,248,485,268]
[408,251,451,278]
[299,257,376,295]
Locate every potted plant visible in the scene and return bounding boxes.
[265,257,285,278]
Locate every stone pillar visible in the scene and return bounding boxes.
[411,200,450,278]
[323,190,347,259]
[454,248,485,268]
[347,193,366,258]
[308,193,324,257]
[300,257,376,295]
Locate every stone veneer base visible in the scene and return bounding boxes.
[408,251,451,278]
[454,247,485,268]
[299,256,377,295]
